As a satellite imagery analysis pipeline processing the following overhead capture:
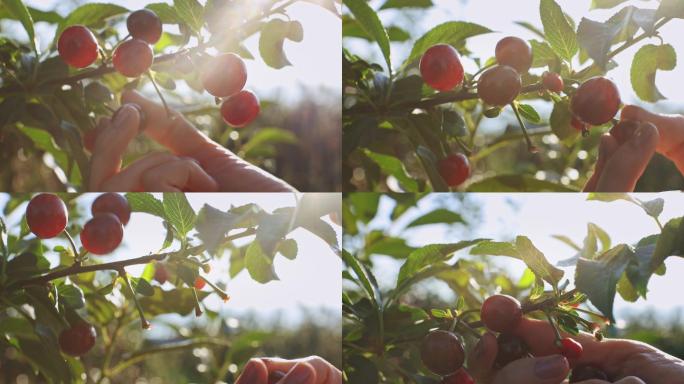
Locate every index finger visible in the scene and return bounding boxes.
[121,90,213,157]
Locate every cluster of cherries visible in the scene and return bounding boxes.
[419,295,608,383]
[26,192,129,256]
[418,34,648,189]
[57,9,260,128]
[25,193,132,356]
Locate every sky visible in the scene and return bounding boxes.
[347,0,684,134]
[366,192,684,325]
[9,0,341,102]
[0,193,342,327]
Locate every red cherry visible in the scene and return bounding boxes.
[80,213,124,255]
[201,53,247,97]
[441,369,475,384]
[571,77,621,126]
[194,277,206,290]
[559,337,583,360]
[477,65,522,106]
[58,322,96,356]
[220,90,260,127]
[92,193,131,225]
[420,330,465,376]
[495,36,532,73]
[26,193,68,239]
[481,295,523,334]
[126,9,162,45]
[58,25,99,68]
[112,39,154,78]
[438,154,470,187]
[419,44,465,92]
[154,264,169,284]
[542,72,564,93]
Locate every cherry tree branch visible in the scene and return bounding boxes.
[13,228,257,288]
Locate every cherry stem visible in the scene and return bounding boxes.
[191,287,203,317]
[146,71,171,118]
[118,268,151,329]
[200,276,230,302]
[510,102,537,153]
[62,230,81,265]
[544,310,563,344]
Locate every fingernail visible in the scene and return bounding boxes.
[283,365,312,384]
[236,361,258,383]
[629,125,655,149]
[534,355,567,379]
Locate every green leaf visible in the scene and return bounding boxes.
[577,17,621,69]
[343,250,381,306]
[365,236,416,259]
[516,236,564,287]
[631,44,676,102]
[57,284,85,309]
[196,204,258,253]
[146,2,183,24]
[650,217,684,271]
[575,244,634,323]
[139,287,209,316]
[163,193,196,239]
[245,241,278,283]
[540,0,578,62]
[405,21,491,66]
[126,193,165,219]
[344,0,392,73]
[56,3,129,42]
[550,100,581,143]
[259,19,303,69]
[470,241,519,258]
[2,0,37,52]
[241,127,297,158]
[656,0,684,19]
[397,240,484,285]
[530,40,559,68]
[174,0,204,32]
[379,0,433,10]
[363,148,419,192]
[405,209,464,228]
[517,103,542,124]
[467,175,578,192]
[277,239,298,260]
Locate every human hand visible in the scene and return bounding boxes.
[583,116,659,192]
[469,316,684,384]
[235,356,342,384]
[88,91,295,192]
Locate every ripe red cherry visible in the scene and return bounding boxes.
[571,77,621,126]
[126,9,162,44]
[419,44,465,92]
[26,193,68,239]
[58,25,99,68]
[438,154,470,187]
[478,65,522,106]
[80,213,124,255]
[194,277,206,290]
[92,193,131,225]
[558,337,583,360]
[58,322,96,356]
[440,369,474,384]
[495,36,532,73]
[154,264,169,284]
[571,116,586,132]
[569,365,609,382]
[220,90,260,127]
[495,333,530,368]
[112,39,154,78]
[201,53,247,97]
[420,330,465,376]
[542,72,564,93]
[481,294,523,333]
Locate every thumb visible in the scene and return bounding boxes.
[621,105,672,127]
[236,359,269,384]
[493,355,569,384]
[279,362,316,384]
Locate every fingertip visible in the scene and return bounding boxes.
[236,358,268,384]
[280,362,316,384]
[620,104,642,121]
